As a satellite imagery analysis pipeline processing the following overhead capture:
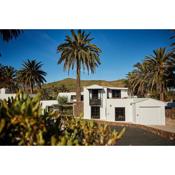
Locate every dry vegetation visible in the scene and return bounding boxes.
[43,78,127,92]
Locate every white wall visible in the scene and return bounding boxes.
[0,88,58,110]
[84,87,108,120]
[135,99,165,125]
[83,87,92,119]
[106,99,133,122]
[84,86,131,121]
[0,93,37,100]
[101,88,107,120]
[58,92,74,103]
[121,89,128,98]
[0,88,16,100]
[58,92,84,103]
[84,85,166,125]
[0,88,6,94]
[40,100,58,110]
[0,94,16,100]
[0,88,36,100]
[1,87,165,125]
[107,89,128,98]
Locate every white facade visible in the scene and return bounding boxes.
[40,100,58,110]
[0,86,166,125]
[39,92,84,111]
[133,98,165,125]
[58,92,84,103]
[0,88,36,100]
[84,85,166,125]
[0,88,16,100]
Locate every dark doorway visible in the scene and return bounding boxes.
[115,107,125,121]
[91,106,100,119]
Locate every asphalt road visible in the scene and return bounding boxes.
[113,126,175,146]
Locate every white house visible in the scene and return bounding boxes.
[0,85,166,125]
[83,85,166,125]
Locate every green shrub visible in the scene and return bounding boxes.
[50,117,125,146]
[0,92,125,145]
[57,96,68,106]
[0,92,48,145]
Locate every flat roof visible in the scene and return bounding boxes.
[85,84,128,90]
[58,92,84,95]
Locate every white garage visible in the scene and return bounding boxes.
[133,99,166,125]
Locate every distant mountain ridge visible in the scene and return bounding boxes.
[43,78,128,92]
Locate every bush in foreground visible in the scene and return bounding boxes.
[0,92,125,145]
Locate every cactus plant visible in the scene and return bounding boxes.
[0,92,125,145]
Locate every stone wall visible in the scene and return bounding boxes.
[165,108,175,119]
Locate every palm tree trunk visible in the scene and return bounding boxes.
[30,82,33,94]
[76,62,81,116]
[160,83,165,101]
[159,69,165,101]
[76,62,81,102]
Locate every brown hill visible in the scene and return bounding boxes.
[43,78,128,92]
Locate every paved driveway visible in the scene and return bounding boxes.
[113,126,175,146]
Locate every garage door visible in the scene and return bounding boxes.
[136,106,162,125]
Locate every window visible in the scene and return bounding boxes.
[81,95,84,101]
[71,95,83,101]
[92,90,99,99]
[112,90,121,98]
[115,107,125,121]
[71,95,76,100]
[91,106,100,119]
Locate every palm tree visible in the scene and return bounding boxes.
[0,30,22,57]
[128,62,150,97]
[0,64,5,82]
[128,48,175,101]
[17,59,47,93]
[57,30,101,115]
[169,30,175,48]
[144,48,175,101]
[0,30,21,42]
[3,66,17,91]
[16,70,27,91]
[0,64,17,91]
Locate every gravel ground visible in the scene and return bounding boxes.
[113,126,175,146]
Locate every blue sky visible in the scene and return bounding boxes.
[0,29,172,83]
